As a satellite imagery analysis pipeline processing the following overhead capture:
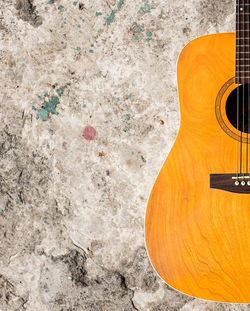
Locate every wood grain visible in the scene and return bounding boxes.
[145,33,250,303]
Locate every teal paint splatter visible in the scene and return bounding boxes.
[37,108,49,120]
[56,83,71,97]
[127,94,131,99]
[141,155,146,163]
[117,0,124,9]
[146,38,151,42]
[107,10,117,25]
[76,47,81,51]
[107,0,124,25]
[146,31,152,36]
[89,49,94,53]
[73,1,77,5]
[33,83,71,120]
[132,22,146,39]
[56,89,63,96]
[37,95,42,101]
[82,104,86,108]
[33,96,60,120]
[132,82,135,87]
[125,114,130,121]
[77,24,81,28]
[91,44,94,47]
[124,126,130,132]
[47,144,50,149]
[0,208,4,212]
[116,98,120,102]
[49,0,56,3]
[139,0,151,13]
[131,151,134,155]
[58,5,64,10]
[63,45,67,49]
[44,96,59,114]
[96,12,102,16]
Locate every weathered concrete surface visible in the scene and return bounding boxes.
[0,0,246,310]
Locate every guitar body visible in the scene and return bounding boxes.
[145,33,250,303]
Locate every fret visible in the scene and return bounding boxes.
[236,62,250,66]
[235,79,250,84]
[236,63,250,66]
[237,9,250,13]
[236,39,250,41]
[236,26,250,31]
[236,45,250,47]
[237,28,250,33]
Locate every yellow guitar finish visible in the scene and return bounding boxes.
[145,33,250,303]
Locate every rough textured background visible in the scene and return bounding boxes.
[0,0,249,310]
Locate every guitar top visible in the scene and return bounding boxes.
[145,0,250,303]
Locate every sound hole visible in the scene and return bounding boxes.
[226,84,250,134]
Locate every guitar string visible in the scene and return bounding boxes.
[240,0,243,176]
[245,0,249,176]
[248,0,249,176]
[239,0,244,176]
[237,0,240,179]
[243,0,245,177]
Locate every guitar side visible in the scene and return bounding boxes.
[145,33,250,303]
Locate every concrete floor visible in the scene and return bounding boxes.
[0,0,249,310]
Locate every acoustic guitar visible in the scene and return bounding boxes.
[145,0,250,303]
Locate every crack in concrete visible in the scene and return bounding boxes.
[15,0,42,27]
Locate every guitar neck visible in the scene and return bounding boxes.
[236,0,250,84]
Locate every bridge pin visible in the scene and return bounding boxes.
[241,181,246,186]
[235,181,240,186]
[248,181,250,186]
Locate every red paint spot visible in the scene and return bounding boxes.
[83,126,96,140]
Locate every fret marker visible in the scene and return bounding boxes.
[240,7,243,11]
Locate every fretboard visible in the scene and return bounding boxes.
[236,0,250,84]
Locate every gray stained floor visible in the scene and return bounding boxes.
[0,0,248,310]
